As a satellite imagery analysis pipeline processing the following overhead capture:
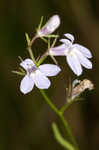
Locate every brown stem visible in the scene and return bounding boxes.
[29,34,38,47]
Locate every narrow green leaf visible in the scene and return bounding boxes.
[52,122,75,150]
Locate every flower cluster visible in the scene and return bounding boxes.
[14,15,93,94]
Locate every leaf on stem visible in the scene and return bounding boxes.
[52,122,75,150]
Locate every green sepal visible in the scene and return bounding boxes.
[19,67,26,73]
[18,56,23,62]
[44,34,59,38]
[25,33,31,46]
[37,16,44,30]
[12,70,25,76]
[40,37,48,43]
[50,55,58,65]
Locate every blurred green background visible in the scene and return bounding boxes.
[0,0,99,150]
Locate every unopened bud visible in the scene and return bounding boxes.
[37,15,60,37]
[72,79,94,99]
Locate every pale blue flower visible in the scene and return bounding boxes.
[20,59,61,94]
[49,33,92,76]
[37,15,60,37]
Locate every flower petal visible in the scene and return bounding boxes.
[74,49,92,69]
[73,44,92,58]
[20,75,34,94]
[20,59,35,71]
[33,70,51,89]
[60,39,72,47]
[49,44,66,56]
[39,64,61,76]
[66,53,82,76]
[64,33,74,43]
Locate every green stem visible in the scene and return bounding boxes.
[40,89,59,114]
[60,99,74,115]
[59,114,79,150]
[27,47,36,64]
[60,97,79,115]
[40,89,79,150]
[36,53,48,66]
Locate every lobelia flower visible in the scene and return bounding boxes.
[49,33,92,76]
[37,15,60,37]
[20,59,61,94]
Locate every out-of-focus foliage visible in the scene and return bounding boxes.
[0,0,99,150]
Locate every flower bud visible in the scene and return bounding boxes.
[72,79,94,99]
[37,15,60,37]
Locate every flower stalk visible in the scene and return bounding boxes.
[60,99,75,115]
[29,34,38,47]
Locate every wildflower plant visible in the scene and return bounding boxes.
[13,15,94,150]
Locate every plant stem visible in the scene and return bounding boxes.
[60,99,75,115]
[52,123,75,150]
[29,34,38,47]
[40,89,59,114]
[36,52,48,66]
[27,47,36,64]
[40,89,79,150]
[59,114,79,150]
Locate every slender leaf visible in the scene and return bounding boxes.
[52,122,75,150]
